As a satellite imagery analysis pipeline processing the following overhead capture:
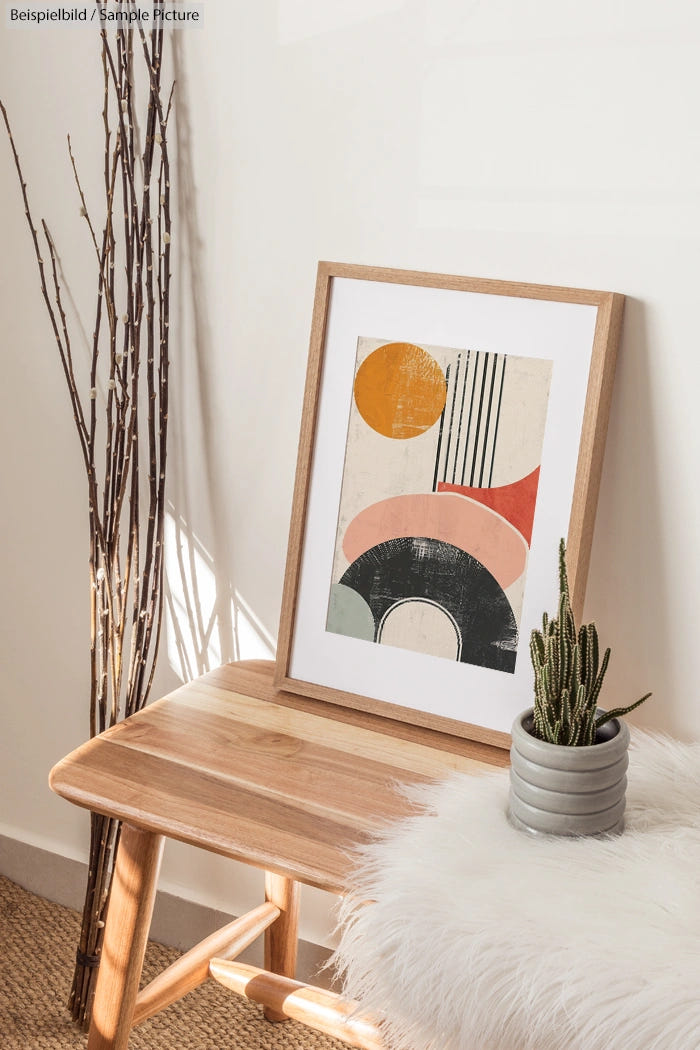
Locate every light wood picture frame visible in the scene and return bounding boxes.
[275,262,624,748]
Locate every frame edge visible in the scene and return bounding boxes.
[275,263,625,750]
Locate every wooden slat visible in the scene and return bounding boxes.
[50,662,498,894]
[51,739,377,892]
[205,660,509,767]
[169,685,493,776]
[133,902,280,1026]
[209,959,384,1050]
[100,699,434,821]
[124,668,500,777]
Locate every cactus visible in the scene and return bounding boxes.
[530,539,651,746]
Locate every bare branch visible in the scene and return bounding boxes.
[67,135,101,262]
[3,3,175,1024]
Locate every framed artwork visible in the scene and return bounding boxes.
[275,263,623,748]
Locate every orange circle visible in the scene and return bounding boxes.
[353,343,446,439]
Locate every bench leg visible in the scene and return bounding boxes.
[87,824,164,1050]
[263,872,300,1022]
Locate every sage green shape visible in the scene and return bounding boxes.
[327,583,375,641]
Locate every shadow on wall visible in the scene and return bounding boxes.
[164,506,275,679]
[584,297,673,734]
[165,36,274,681]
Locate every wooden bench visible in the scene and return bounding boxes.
[50,659,504,1050]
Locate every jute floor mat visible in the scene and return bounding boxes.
[0,875,345,1050]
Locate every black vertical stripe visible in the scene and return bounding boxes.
[442,353,461,484]
[478,354,499,487]
[469,352,490,486]
[452,350,470,484]
[488,356,507,487]
[432,364,451,492]
[461,351,480,486]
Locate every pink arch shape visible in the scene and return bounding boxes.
[342,492,527,591]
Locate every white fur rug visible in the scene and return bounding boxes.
[334,733,700,1050]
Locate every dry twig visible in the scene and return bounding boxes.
[1,0,174,1028]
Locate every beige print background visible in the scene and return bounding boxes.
[330,337,553,629]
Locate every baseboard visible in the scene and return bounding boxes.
[0,833,335,987]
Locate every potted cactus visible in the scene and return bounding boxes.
[508,539,651,837]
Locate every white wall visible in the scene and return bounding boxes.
[2,1,699,946]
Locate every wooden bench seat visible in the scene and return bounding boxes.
[50,660,503,1049]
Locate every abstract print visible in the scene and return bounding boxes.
[326,338,553,674]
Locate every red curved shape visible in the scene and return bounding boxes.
[437,466,540,546]
[342,492,527,591]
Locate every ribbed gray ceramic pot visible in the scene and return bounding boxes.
[509,709,630,837]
